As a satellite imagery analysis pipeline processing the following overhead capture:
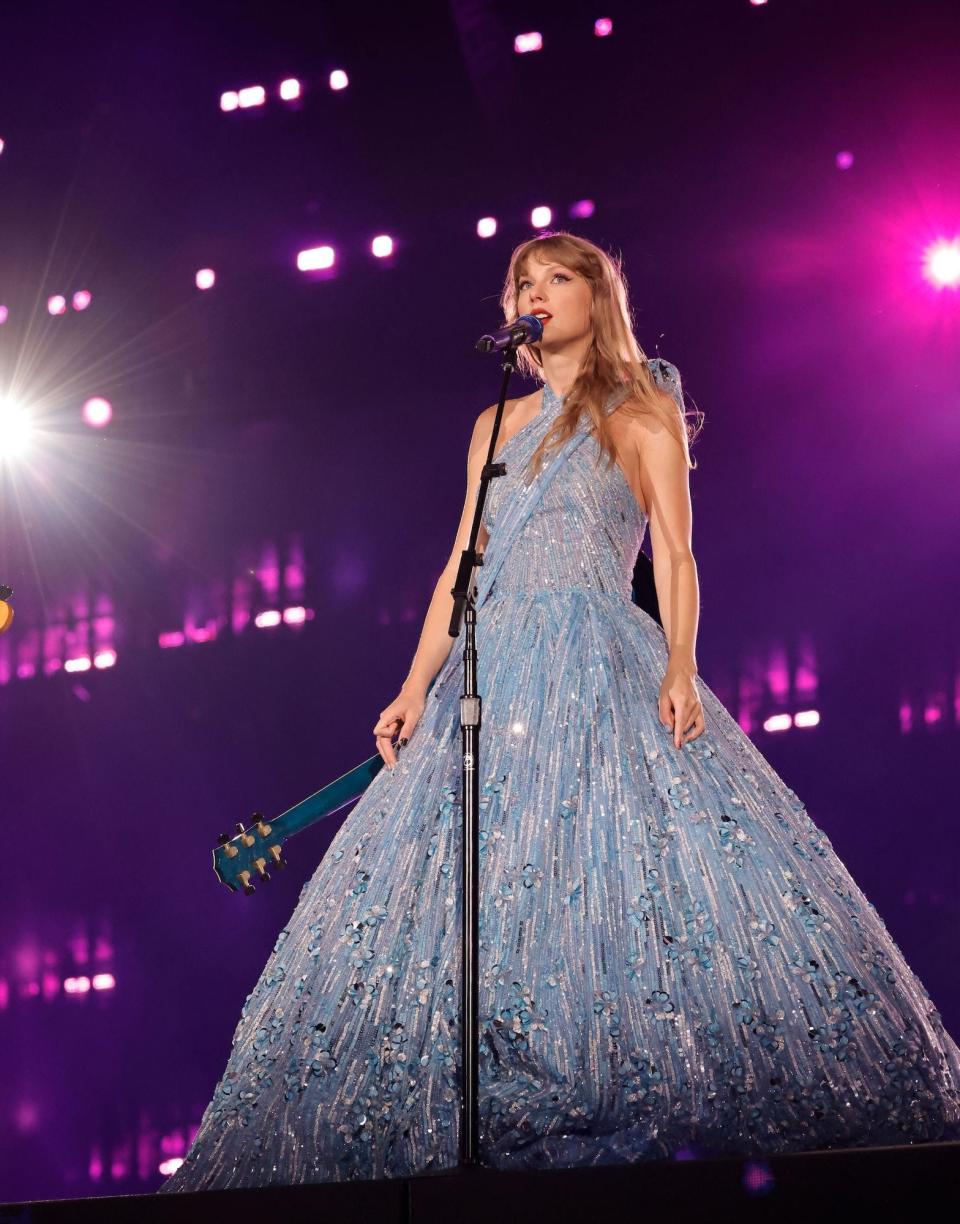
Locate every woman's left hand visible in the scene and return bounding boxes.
[659,663,705,748]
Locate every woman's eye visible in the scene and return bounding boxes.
[519,273,569,290]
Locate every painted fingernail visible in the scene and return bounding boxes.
[399,737,408,748]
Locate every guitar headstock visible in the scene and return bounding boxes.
[213,812,288,895]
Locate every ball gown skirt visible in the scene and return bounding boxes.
[159,362,960,1192]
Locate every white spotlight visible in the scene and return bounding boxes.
[82,397,113,428]
[238,85,266,109]
[297,246,336,271]
[0,399,33,459]
[371,235,394,258]
[530,205,552,229]
[47,295,67,316]
[195,268,216,291]
[279,78,301,101]
[477,217,497,238]
[329,70,349,91]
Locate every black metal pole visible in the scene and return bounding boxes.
[448,347,520,1166]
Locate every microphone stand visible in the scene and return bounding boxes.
[447,342,522,1169]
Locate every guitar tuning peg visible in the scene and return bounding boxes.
[217,832,231,845]
[268,846,288,870]
[253,858,270,882]
[237,869,255,896]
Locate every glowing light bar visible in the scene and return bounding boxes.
[0,306,9,324]
[158,630,185,648]
[64,976,92,994]
[279,78,301,101]
[594,18,613,36]
[184,623,217,643]
[159,1158,185,1176]
[82,396,112,427]
[924,240,960,289]
[793,709,820,728]
[72,289,92,311]
[835,150,854,170]
[93,649,117,669]
[297,245,336,271]
[282,605,312,624]
[514,32,543,53]
[91,972,116,990]
[371,234,394,258]
[47,294,67,316]
[0,138,4,155]
[254,610,282,628]
[64,657,92,673]
[570,199,595,219]
[762,713,792,732]
[220,91,239,112]
[237,85,266,109]
[477,216,497,238]
[329,69,349,91]
[195,267,216,290]
[530,205,552,228]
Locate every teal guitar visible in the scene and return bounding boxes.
[214,753,385,894]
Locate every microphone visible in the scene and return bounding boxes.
[475,314,544,354]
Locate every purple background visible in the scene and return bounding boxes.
[0,0,958,1202]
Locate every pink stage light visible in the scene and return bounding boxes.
[279,78,301,101]
[238,85,266,109]
[477,216,497,238]
[329,69,349,91]
[254,609,282,628]
[923,240,960,289]
[530,205,552,229]
[64,657,91,673]
[594,18,613,37]
[159,1158,185,1176]
[195,267,216,290]
[64,976,92,994]
[72,289,92,311]
[835,150,854,170]
[47,294,67,316]
[0,137,4,154]
[282,606,312,625]
[82,396,113,427]
[0,306,8,324]
[762,713,792,733]
[93,649,117,669]
[514,32,543,54]
[793,709,821,728]
[91,972,116,990]
[220,90,239,112]
[570,199,595,219]
[297,245,336,271]
[158,630,185,649]
[371,234,394,258]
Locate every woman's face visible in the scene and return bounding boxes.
[515,255,593,352]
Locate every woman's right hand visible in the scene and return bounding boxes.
[373,686,426,769]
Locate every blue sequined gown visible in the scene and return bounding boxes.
[160,361,960,1192]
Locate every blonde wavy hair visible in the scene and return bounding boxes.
[500,231,703,480]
